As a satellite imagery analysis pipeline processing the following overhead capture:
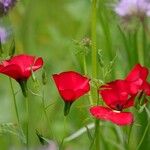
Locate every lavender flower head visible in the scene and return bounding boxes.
[0,0,16,16]
[115,0,150,19]
[0,26,8,43]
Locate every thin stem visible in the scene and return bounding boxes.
[91,0,97,79]
[25,95,29,150]
[42,86,53,137]
[83,52,87,75]
[83,51,93,105]
[20,80,29,149]
[91,0,100,149]
[138,20,146,65]
[9,78,20,124]
[60,116,67,149]
[136,121,150,150]
[136,107,150,150]
[127,125,133,147]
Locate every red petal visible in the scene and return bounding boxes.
[142,82,150,96]
[125,64,148,94]
[123,96,135,109]
[100,80,130,110]
[59,90,75,102]
[52,71,90,102]
[90,106,133,126]
[0,64,23,80]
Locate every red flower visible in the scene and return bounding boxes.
[125,64,149,95]
[90,80,134,126]
[90,64,150,125]
[53,71,90,102]
[53,71,90,115]
[0,54,43,81]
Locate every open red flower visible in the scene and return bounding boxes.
[90,80,134,126]
[90,64,150,125]
[0,54,43,81]
[125,64,149,95]
[53,71,90,115]
[53,71,90,102]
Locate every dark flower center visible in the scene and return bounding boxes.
[115,104,123,111]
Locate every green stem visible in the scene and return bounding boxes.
[138,20,146,65]
[91,0,97,79]
[60,116,67,149]
[141,20,146,65]
[83,52,93,105]
[25,95,29,150]
[136,107,150,150]
[136,121,150,150]
[94,119,100,149]
[19,80,29,149]
[91,0,100,149]
[83,53,87,75]
[9,78,20,124]
[127,125,133,147]
[42,86,53,137]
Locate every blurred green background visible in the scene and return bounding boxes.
[0,0,150,149]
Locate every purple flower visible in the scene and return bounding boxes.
[0,27,8,43]
[115,0,150,19]
[0,0,16,16]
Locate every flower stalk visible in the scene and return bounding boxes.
[91,0,100,149]
[9,78,20,124]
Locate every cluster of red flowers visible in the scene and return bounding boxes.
[53,64,150,126]
[0,54,149,126]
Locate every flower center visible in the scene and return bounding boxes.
[115,104,123,111]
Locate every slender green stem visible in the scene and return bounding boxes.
[83,51,93,105]
[9,78,20,124]
[25,95,29,150]
[141,20,146,65]
[94,119,100,149]
[91,0,100,149]
[91,0,97,79]
[136,107,150,150]
[127,125,133,147]
[60,116,67,149]
[83,53,87,75]
[42,86,53,137]
[138,20,146,65]
[136,121,150,150]
[19,80,29,149]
